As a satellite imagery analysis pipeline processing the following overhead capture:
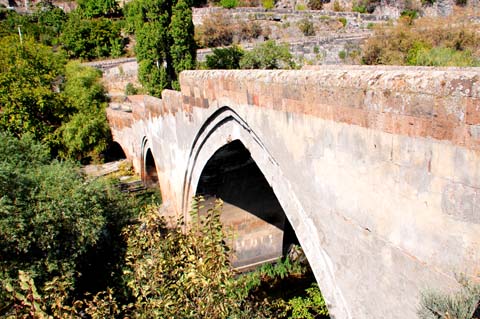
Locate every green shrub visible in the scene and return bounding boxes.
[240,40,296,69]
[352,3,367,13]
[125,82,139,95]
[338,17,347,27]
[289,284,329,319]
[298,18,316,36]
[262,0,275,9]
[338,50,346,60]
[206,46,245,69]
[220,0,238,9]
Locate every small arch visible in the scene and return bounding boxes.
[144,148,158,187]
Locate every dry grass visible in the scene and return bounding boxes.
[362,12,480,66]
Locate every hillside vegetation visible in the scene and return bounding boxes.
[362,13,480,66]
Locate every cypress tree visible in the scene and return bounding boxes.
[125,0,196,96]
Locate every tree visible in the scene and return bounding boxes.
[0,133,135,314]
[59,61,112,161]
[170,0,196,89]
[60,12,124,60]
[205,46,244,69]
[0,36,67,147]
[77,0,120,18]
[125,0,196,96]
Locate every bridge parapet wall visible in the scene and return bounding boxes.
[180,67,480,150]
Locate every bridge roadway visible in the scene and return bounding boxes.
[107,66,480,319]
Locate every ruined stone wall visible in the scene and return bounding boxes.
[107,67,480,319]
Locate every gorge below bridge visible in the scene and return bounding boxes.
[106,66,480,319]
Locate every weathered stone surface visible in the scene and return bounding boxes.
[107,67,480,319]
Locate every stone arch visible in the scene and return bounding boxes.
[141,138,159,187]
[182,106,352,318]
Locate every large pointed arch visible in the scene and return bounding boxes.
[182,106,352,318]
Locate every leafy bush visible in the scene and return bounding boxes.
[125,82,139,95]
[77,0,120,18]
[58,62,111,161]
[338,17,347,27]
[0,133,136,315]
[0,36,67,147]
[263,0,275,9]
[298,18,316,36]
[418,276,480,319]
[352,3,367,13]
[60,12,124,60]
[220,0,238,8]
[338,50,347,60]
[206,46,245,69]
[240,40,296,69]
[408,46,480,67]
[295,3,307,10]
[289,284,329,319]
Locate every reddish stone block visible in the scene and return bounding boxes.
[430,119,455,141]
[466,98,480,125]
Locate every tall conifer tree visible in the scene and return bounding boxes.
[125,0,196,96]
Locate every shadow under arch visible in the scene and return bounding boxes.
[196,139,299,268]
[103,141,127,162]
[181,106,352,318]
[140,138,158,188]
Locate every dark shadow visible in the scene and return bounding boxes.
[103,141,127,163]
[196,140,299,266]
[144,148,158,187]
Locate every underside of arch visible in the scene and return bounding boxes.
[143,148,159,187]
[196,140,299,269]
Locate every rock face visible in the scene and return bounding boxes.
[107,67,480,319]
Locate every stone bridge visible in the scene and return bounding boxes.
[106,66,480,319]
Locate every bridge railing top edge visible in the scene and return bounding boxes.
[180,67,480,98]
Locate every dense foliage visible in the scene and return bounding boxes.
[0,36,67,148]
[125,0,196,96]
[58,61,112,161]
[0,35,112,159]
[60,12,124,60]
[3,195,329,318]
[0,133,136,315]
[240,40,296,69]
[205,46,245,69]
